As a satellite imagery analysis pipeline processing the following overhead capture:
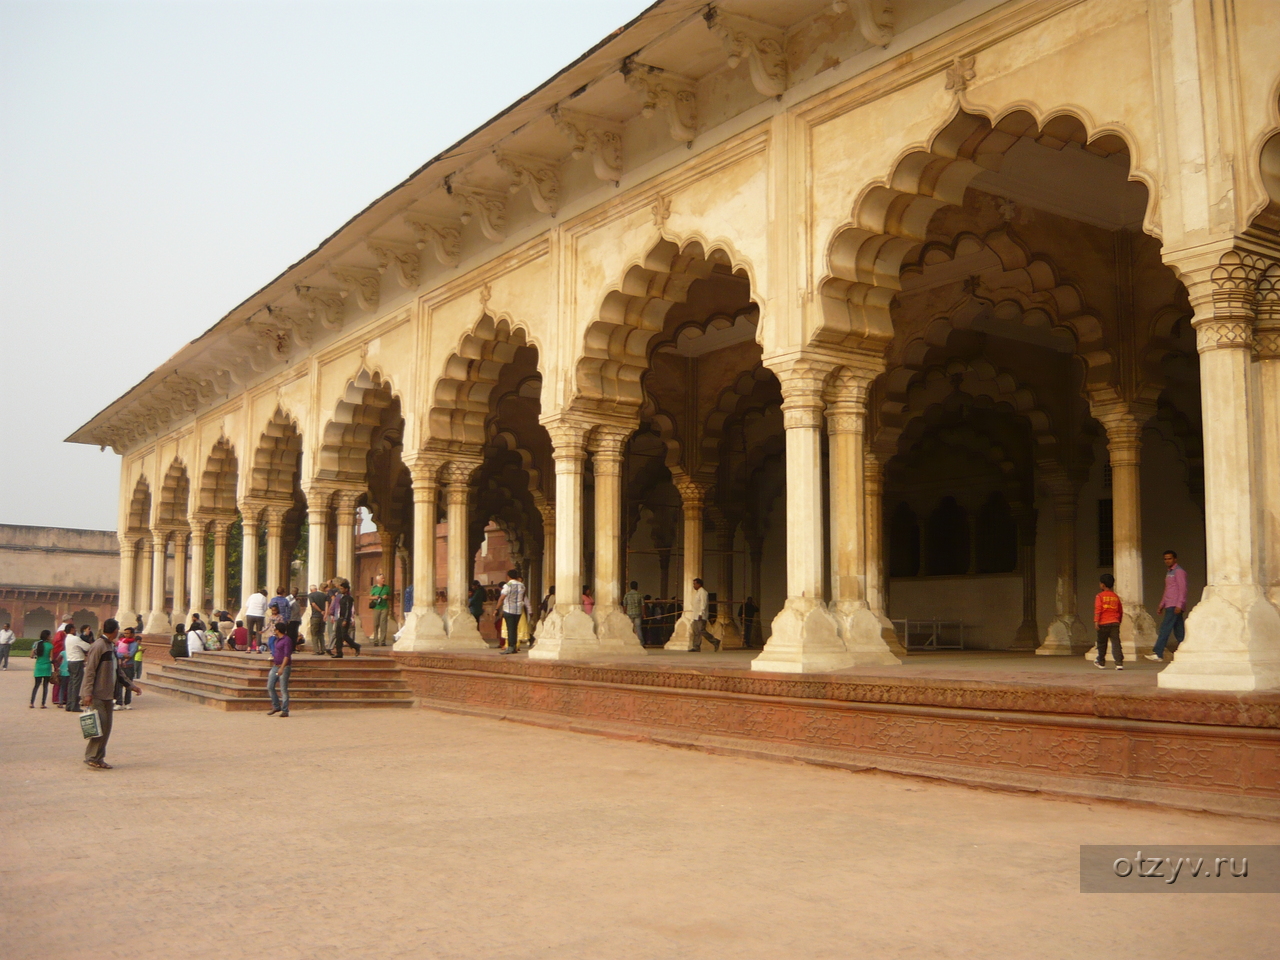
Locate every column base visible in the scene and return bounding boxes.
[1011,618,1040,650]
[115,609,138,632]
[834,604,901,666]
[529,606,603,660]
[144,611,171,635]
[875,611,908,658]
[443,610,487,649]
[391,609,458,651]
[1037,615,1088,655]
[708,618,744,650]
[1158,588,1280,692]
[751,598,856,673]
[593,606,644,651]
[665,616,698,651]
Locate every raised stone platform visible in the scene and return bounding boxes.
[393,649,1280,819]
[141,650,414,711]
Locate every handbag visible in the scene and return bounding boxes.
[79,707,103,740]
[368,599,377,610]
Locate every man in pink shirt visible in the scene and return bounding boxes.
[1147,550,1188,662]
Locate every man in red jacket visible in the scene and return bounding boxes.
[1093,573,1123,671]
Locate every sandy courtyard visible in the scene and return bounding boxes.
[1,666,1276,960]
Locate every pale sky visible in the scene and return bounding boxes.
[0,0,651,532]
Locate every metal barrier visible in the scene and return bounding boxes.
[892,618,966,651]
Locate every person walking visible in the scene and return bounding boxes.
[29,630,54,708]
[245,588,269,650]
[497,569,528,655]
[330,579,361,658]
[286,589,303,647]
[468,580,486,629]
[740,597,760,648]
[266,622,292,717]
[307,584,329,655]
[686,578,718,652]
[623,581,644,641]
[115,628,140,709]
[1094,573,1124,670]
[1146,550,1188,662]
[50,627,68,706]
[0,622,13,669]
[80,619,142,769]
[64,627,93,712]
[370,574,392,646]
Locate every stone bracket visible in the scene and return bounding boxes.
[622,61,697,143]
[550,106,623,183]
[403,211,463,267]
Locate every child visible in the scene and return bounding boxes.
[1094,573,1123,670]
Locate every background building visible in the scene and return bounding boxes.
[0,524,119,637]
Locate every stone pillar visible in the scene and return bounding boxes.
[863,452,905,655]
[590,426,642,648]
[211,519,230,614]
[172,531,188,626]
[395,457,452,650]
[379,529,399,634]
[541,502,556,600]
[116,537,138,626]
[1161,250,1280,690]
[754,366,851,672]
[306,498,330,591]
[333,490,367,642]
[530,421,600,659]
[442,461,484,643]
[264,504,287,597]
[1012,505,1039,649]
[1038,480,1088,655]
[825,374,900,665]
[137,539,153,622]
[145,530,170,634]
[665,475,712,651]
[707,512,744,649]
[188,524,207,624]
[745,528,763,647]
[238,511,260,619]
[1257,265,1280,610]
[1093,405,1158,659]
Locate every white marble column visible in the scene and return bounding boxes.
[211,519,230,614]
[306,497,330,591]
[745,528,763,646]
[442,461,485,643]
[863,451,905,655]
[1093,405,1158,659]
[708,512,744,649]
[591,426,642,649]
[264,504,287,597]
[145,530,170,634]
[754,367,850,672]
[541,502,556,599]
[238,511,260,620]
[1162,250,1280,690]
[1038,480,1087,655]
[188,524,207,624]
[666,475,711,651]
[1257,265,1280,610]
[826,374,900,665]
[116,537,138,626]
[172,531,188,626]
[332,490,368,642]
[135,540,151,620]
[531,421,600,659]
[395,458,451,650]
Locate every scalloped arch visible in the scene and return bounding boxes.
[126,475,152,534]
[429,314,540,447]
[198,436,239,516]
[318,370,401,483]
[157,458,190,528]
[250,406,304,498]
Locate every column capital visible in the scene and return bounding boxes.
[1091,400,1155,463]
[118,535,139,556]
[672,473,713,507]
[1255,263,1280,360]
[402,452,448,488]
[442,458,481,488]
[540,416,593,460]
[262,502,291,529]
[587,423,632,461]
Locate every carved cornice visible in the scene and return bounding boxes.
[705,9,787,98]
[295,285,346,330]
[263,306,315,348]
[542,419,592,462]
[1257,265,1280,360]
[365,237,421,290]
[550,107,623,183]
[445,177,508,242]
[326,262,382,311]
[494,150,561,215]
[622,62,697,143]
[403,211,462,268]
[672,474,713,507]
[834,0,896,48]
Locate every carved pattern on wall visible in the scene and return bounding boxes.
[494,151,561,215]
[403,212,463,268]
[445,178,508,242]
[550,107,623,183]
[622,62,697,143]
[365,237,421,289]
[705,9,787,98]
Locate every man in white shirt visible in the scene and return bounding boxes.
[497,569,530,655]
[0,622,14,670]
[687,578,718,652]
[244,589,269,650]
[63,629,93,712]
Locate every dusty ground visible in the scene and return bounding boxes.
[1,666,1276,960]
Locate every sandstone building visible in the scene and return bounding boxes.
[0,525,119,637]
[69,0,1280,690]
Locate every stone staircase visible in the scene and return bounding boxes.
[140,651,415,711]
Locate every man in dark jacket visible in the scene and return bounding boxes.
[330,579,361,658]
[80,618,142,769]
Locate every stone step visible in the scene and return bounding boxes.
[140,678,414,711]
[159,662,405,684]
[144,673,413,700]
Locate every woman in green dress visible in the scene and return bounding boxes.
[29,629,53,708]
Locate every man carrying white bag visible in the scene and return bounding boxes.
[79,618,142,770]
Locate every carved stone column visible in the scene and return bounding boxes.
[144,529,171,634]
[188,523,207,624]
[863,451,905,656]
[1161,250,1280,690]
[332,490,367,641]
[745,528,763,647]
[754,366,851,672]
[443,460,485,643]
[379,529,399,634]
[395,457,452,650]
[238,509,261,619]
[1038,476,1088,655]
[116,537,138,626]
[305,493,331,590]
[590,426,642,648]
[530,420,600,659]
[210,519,230,614]
[172,531,189,626]
[1257,265,1280,609]
[1012,504,1039,649]
[136,543,150,621]
[264,503,288,597]
[665,475,712,650]
[707,511,744,649]
[1092,404,1158,659]
[826,373,900,665]
[540,501,556,600]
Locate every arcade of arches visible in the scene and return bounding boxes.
[70,0,1280,692]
